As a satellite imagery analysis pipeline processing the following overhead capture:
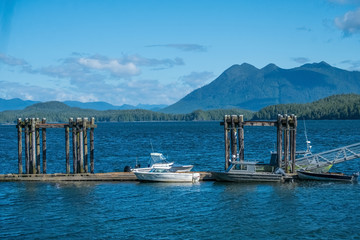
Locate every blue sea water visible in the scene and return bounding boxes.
[1,121,360,239]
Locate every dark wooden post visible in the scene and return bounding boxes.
[83,118,88,173]
[224,115,230,170]
[65,124,70,174]
[17,119,23,174]
[36,119,41,174]
[31,118,36,174]
[25,119,30,174]
[79,126,84,173]
[290,115,297,173]
[284,115,289,173]
[276,114,283,169]
[71,119,78,173]
[42,118,47,174]
[238,115,244,162]
[90,117,95,173]
[230,115,238,162]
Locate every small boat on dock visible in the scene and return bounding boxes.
[134,166,200,183]
[130,153,193,173]
[297,170,359,182]
[212,161,284,183]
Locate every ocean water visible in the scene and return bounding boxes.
[1,121,360,239]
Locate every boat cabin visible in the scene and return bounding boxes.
[227,161,275,173]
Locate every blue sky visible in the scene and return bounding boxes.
[0,0,360,106]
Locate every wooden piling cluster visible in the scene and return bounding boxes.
[16,117,97,174]
[222,114,297,173]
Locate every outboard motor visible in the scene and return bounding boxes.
[124,166,132,172]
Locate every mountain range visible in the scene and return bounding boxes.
[161,61,360,113]
[1,62,360,114]
[0,98,167,112]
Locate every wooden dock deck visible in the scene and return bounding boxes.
[0,172,215,182]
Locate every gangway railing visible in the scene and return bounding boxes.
[294,142,360,172]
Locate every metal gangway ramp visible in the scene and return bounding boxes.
[295,142,360,172]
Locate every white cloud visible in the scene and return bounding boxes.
[0,53,188,105]
[335,8,360,35]
[78,57,140,76]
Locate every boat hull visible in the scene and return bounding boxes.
[134,172,200,182]
[212,171,283,182]
[132,164,193,173]
[297,171,356,182]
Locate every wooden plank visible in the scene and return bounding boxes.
[25,121,30,174]
[42,118,47,174]
[31,119,36,174]
[65,126,70,174]
[231,115,238,162]
[83,119,88,173]
[238,115,244,162]
[72,126,77,173]
[17,119,22,174]
[36,127,40,174]
[36,123,67,128]
[79,128,84,173]
[291,115,297,173]
[284,115,289,173]
[35,123,97,129]
[243,121,277,127]
[277,115,283,169]
[224,115,230,170]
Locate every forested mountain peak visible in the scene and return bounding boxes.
[162,62,360,113]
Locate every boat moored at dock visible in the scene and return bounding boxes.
[212,161,285,183]
[297,170,359,182]
[134,166,200,183]
[130,153,193,173]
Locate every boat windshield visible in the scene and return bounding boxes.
[150,153,169,164]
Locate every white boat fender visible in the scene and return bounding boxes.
[275,168,286,176]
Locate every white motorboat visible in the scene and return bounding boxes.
[131,153,193,173]
[134,166,200,183]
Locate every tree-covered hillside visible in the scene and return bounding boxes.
[252,94,360,120]
[0,101,254,123]
[162,62,360,113]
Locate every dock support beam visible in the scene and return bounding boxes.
[277,115,283,169]
[290,115,297,173]
[65,125,70,174]
[31,118,36,174]
[17,119,22,174]
[223,115,245,169]
[25,119,30,174]
[230,115,238,163]
[238,115,244,162]
[284,115,290,173]
[222,114,297,172]
[224,115,230,170]
[42,118,47,174]
[90,117,95,174]
[16,117,96,174]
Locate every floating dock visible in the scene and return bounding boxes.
[3,115,353,183]
[0,172,215,182]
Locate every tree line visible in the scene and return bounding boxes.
[1,94,360,123]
